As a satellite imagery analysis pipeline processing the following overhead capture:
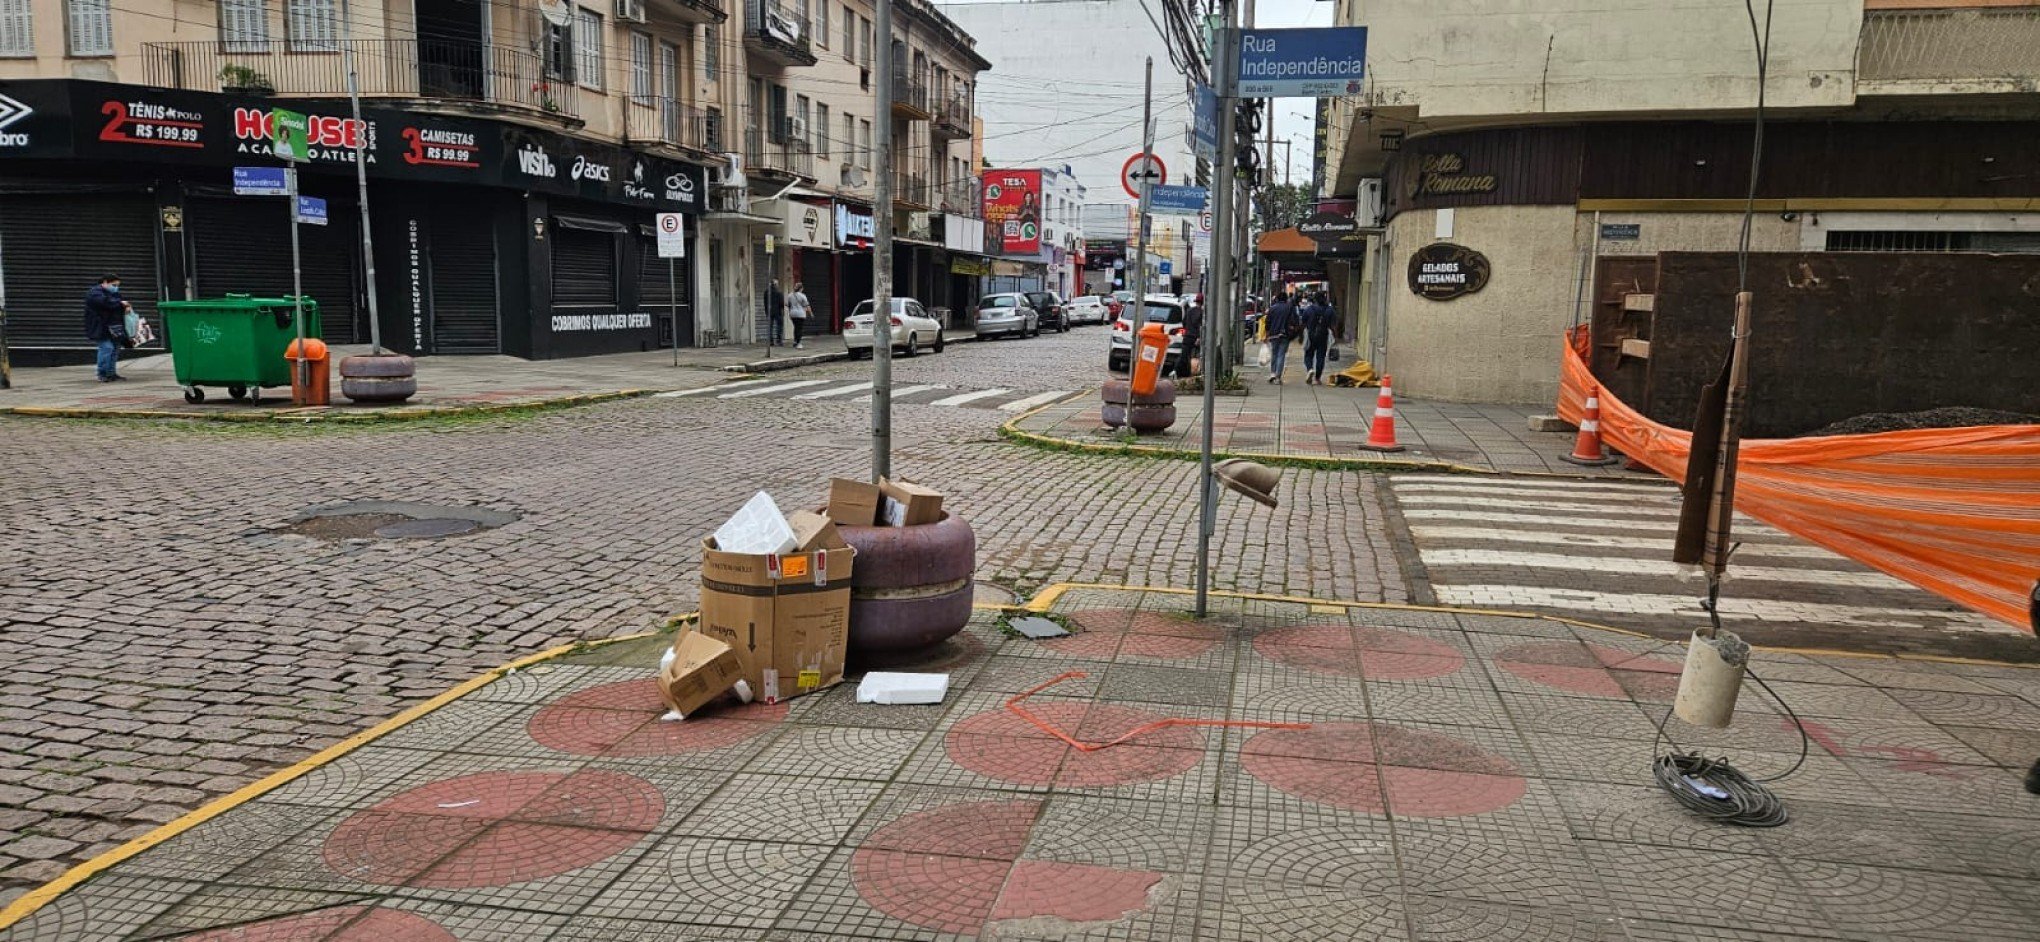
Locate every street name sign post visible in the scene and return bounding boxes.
[657,212,686,365]
[1237,27,1368,98]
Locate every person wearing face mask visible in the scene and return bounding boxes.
[83,274,133,382]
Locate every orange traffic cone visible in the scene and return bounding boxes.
[1361,374,1405,452]
[1562,384,1621,466]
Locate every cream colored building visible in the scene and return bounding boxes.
[1319,0,2040,404]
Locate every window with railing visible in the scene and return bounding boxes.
[66,0,113,57]
[631,32,654,103]
[574,7,604,90]
[543,19,575,82]
[287,0,337,52]
[220,0,269,54]
[0,0,32,57]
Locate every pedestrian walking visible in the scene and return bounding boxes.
[765,279,785,346]
[83,274,132,383]
[1175,293,1204,378]
[786,281,812,350]
[1262,290,1298,384]
[1300,292,1339,385]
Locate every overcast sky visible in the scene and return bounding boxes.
[1255,0,1337,187]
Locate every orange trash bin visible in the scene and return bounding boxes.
[285,338,331,406]
[1130,322,1171,396]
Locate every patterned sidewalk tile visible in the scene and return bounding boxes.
[581,837,830,931]
[1788,859,2034,942]
[743,725,932,781]
[673,774,884,845]
[0,876,205,942]
[1405,894,1628,942]
[1197,875,1407,942]
[1580,842,1833,935]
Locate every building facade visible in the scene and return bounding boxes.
[0,0,987,361]
[1318,0,2040,404]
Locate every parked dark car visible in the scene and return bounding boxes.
[1023,291,1070,332]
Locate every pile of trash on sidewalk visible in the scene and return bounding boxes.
[655,478,955,720]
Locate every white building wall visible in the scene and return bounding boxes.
[937,0,1196,210]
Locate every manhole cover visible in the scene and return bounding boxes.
[374,518,481,539]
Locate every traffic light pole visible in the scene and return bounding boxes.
[1196,23,1241,617]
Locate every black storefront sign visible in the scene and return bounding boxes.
[1408,243,1492,300]
[1599,222,1641,241]
[0,79,704,214]
[1298,209,1359,243]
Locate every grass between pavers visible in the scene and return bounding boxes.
[0,391,658,435]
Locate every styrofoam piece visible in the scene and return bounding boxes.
[1674,630,1749,729]
[713,490,798,556]
[856,672,951,705]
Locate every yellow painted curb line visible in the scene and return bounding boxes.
[0,627,661,932]
[1024,582,2039,669]
[0,390,658,424]
[997,394,1650,482]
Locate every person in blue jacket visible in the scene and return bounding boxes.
[83,274,132,382]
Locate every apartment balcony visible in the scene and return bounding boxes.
[890,77,932,121]
[893,171,932,208]
[938,177,980,214]
[746,119,815,181]
[665,0,728,26]
[933,95,971,141]
[141,39,578,121]
[1858,7,2040,94]
[745,0,818,68]
[636,100,724,156]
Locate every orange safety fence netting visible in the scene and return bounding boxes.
[1558,327,2040,632]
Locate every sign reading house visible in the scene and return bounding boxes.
[1407,242,1492,300]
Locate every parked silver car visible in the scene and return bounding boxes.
[975,293,1040,339]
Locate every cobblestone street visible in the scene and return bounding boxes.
[0,328,1404,897]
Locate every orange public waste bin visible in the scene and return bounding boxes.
[1130,322,1171,395]
[285,338,331,406]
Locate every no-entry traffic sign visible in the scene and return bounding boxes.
[1121,153,1167,199]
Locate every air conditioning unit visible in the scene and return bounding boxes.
[1357,178,1385,227]
[614,0,646,22]
[786,115,809,141]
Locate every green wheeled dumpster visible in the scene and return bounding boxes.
[159,295,321,404]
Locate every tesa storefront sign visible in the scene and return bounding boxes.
[982,169,1041,254]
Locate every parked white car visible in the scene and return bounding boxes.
[1066,295,1110,326]
[1108,295,1187,372]
[844,298,946,358]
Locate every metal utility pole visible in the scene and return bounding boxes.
[1196,22,1240,617]
[339,0,383,354]
[1127,58,1155,331]
[871,0,895,480]
[286,167,308,395]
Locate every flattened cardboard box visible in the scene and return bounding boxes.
[658,629,747,716]
[827,477,882,527]
[698,519,854,703]
[878,476,944,526]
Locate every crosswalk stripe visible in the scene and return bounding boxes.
[1406,526,1839,560]
[717,379,831,399]
[927,387,1013,407]
[1398,508,1790,540]
[1394,478,1673,496]
[1395,494,1687,519]
[1431,585,2000,631]
[851,383,946,403]
[1418,549,1914,590]
[792,381,874,400]
[652,385,733,398]
[1000,390,1075,412]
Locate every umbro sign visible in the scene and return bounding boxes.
[0,93,31,147]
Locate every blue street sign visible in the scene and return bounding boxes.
[295,196,329,226]
[1192,84,1218,162]
[232,166,291,196]
[1237,27,1368,98]
[1159,260,1173,275]
[1149,185,1209,213]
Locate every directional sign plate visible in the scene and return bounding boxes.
[1237,27,1368,98]
[232,166,292,196]
[1149,185,1208,214]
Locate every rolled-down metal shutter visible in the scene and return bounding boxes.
[637,236,693,347]
[552,225,617,307]
[0,191,160,350]
[188,195,362,344]
[799,251,834,333]
[430,210,499,353]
